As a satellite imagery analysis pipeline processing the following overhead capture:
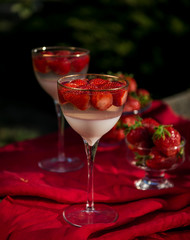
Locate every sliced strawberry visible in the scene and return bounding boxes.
[55,50,71,56]
[58,88,67,105]
[89,78,108,86]
[91,91,113,110]
[70,79,88,86]
[112,89,128,106]
[71,54,90,72]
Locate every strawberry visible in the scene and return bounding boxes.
[121,115,140,127]
[126,76,137,92]
[123,95,141,112]
[55,50,71,56]
[32,55,50,73]
[137,88,151,107]
[91,91,113,110]
[146,147,177,170]
[59,82,90,110]
[101,81,128,107]
[126,125,151,145]
[89,78,108,86]
[152,125,181,157]
[70,79,88,86]
[142,118,160,135]
[71,54,90,72]
[102,125,125,142]
[49,57,71,75]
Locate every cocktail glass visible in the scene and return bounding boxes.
[32,46,90,172]
[57,73,128,227]
[126,138,186,190]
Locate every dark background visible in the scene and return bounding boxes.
[0,0,190,145]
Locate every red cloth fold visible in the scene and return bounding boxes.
[0,100,190,239]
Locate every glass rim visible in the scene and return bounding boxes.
[31,46,90,57]
[57,73,129,92]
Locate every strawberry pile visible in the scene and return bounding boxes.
[116,73,152,112]
[58,78,128,111]
[125,117,185,170]
[32,50,90,75]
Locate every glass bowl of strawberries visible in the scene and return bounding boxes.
[125,117,186,190]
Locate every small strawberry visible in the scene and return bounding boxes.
[71,54,90,72]
[32,55,50,73]
[60,82,90,110]
[123,95,141,112]
[89,78,108,86]
[142,118,160,135]
[126,125,151,146]
[146,147,177,170]
[49,57,71,75]
[70,79,88,86]
[102,124,125,142]
[91,91,113,110]
[152,125,181,157]
[137,88,151,108]
[121,115,140,127]
[126,76,137,92]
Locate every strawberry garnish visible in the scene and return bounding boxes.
[91,91,113,110]
[89,78,108,86]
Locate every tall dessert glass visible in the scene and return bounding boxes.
[58,74,128,227]
[32,46,90,172]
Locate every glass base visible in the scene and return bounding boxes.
[38,157,84,173]
[63,204,118,227]
[135,177,174,190]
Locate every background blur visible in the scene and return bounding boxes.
[0,0,190,146]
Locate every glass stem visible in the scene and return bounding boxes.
[54,101,66,162]
[83,139,99,212]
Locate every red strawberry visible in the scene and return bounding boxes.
[137,88,151,107]
[146,147,176,170]
[121,115,140,127]
[70,79,88,86]
[102,125,125,141]
[49,57,71,75]
[32,55,50,73]
[152,125,181,157]
[101,81,128,107]
[142,118,160,135]
[123,95,141,112]
[71,54,90,72]
[60,82,90,110]
[91,91,113,110]
[89,78,108,86]
[55,50,71,56]
[126,126,150,145]
[126,76,137,92]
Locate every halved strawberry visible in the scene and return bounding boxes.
[70,79,88,86]
[91,91,113,110]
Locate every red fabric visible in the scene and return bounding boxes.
[0,100,190,239]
